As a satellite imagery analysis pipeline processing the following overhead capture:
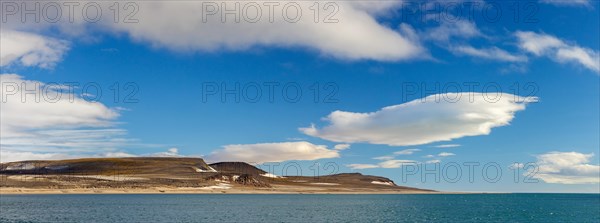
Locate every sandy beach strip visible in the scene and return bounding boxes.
[0,187,451,195]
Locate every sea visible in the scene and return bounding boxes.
[1,194,599,222]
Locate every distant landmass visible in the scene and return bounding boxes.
[0,157,435,194]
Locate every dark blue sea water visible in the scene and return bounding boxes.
[1,194,599,222]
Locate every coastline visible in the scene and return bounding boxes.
[0,187,458,195]
[0,159,459,195]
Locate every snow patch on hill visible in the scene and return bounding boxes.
[371,181,394,186]
[261,173,284,178]
[194,166,217,173]
[5,163,35,170]
[200,183,231,190]
[310,182,340,186]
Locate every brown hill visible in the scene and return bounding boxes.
[209,162,267,175]
[0,157,435,194]
[0,157,214,175]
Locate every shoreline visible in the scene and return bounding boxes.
[0,187,462,195]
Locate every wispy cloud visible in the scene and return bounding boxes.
[368,149,421,163]
[0,147,183,163]
[420,152,456,163]
[347,159,418,169]
[394,149,421,155]
[0,30,69,68]
[450,45,527,62]
[438,152,456,157]
[433,144,461,148]
[373,156,395,161]
[540,0,591,6]
[426,159,441,164]
[0,74,159,162]
[423,21,483,43]
[516,31,599,73]
[346,164,380,169]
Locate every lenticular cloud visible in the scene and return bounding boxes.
[301,92,537,146]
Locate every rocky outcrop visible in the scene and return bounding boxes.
[209,162,267,175]
[234,174,271,187]
[206,173,271,188]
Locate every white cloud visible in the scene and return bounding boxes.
[516,31,599,73]
[424,21,527,64]
[378,159,417,168]
[0,151,79,163]
[0,30,69,68]
[424,21,482,43]
[426,159,441,164]
[334,144,351,150]
[149,148,181,157]
[0,148,183,163]
[352,150,451,169]
[5,1,424,61]
[434,144,461,148]
[369,149,420,163]
[205,141,339,163]
[516,32,564,55]
[451,45,528,62]
[1,74,118,134]
[0,74,152,162]
[540,0,590,6]
[120,1,425,61]
[509,163,525,170]
[438,152,455,157]
[393,149,421,155]
[347,159,417,169]
[419,152,454,162]
[1,129,134,151]
[346,1,404,15]
[346,164,379,169]
[373,156,395,160]
[101,152,137,158]
[301,92,537,146]
[531,151,600,184]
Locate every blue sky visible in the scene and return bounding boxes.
[1,0,599,192]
